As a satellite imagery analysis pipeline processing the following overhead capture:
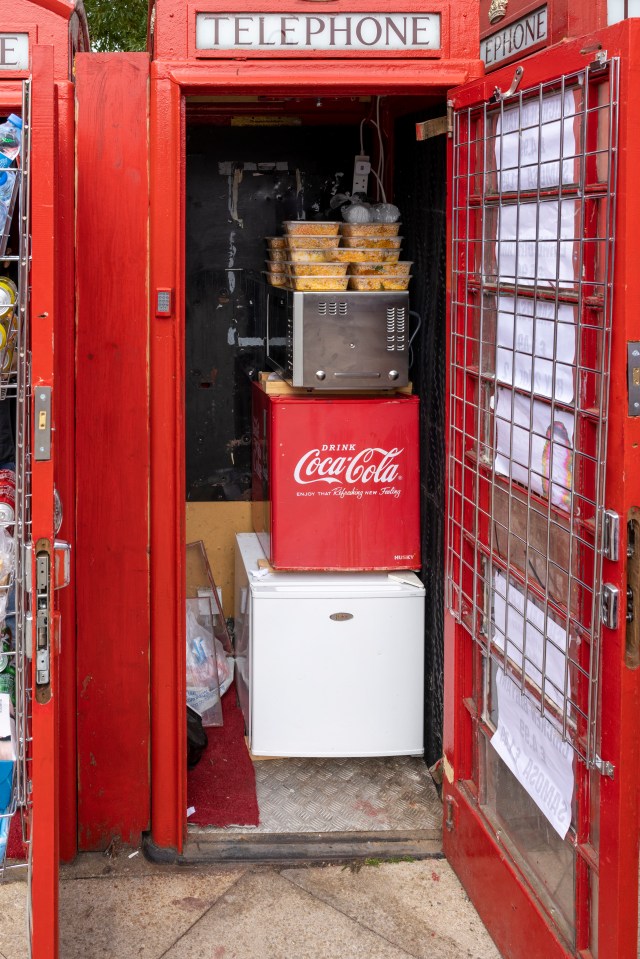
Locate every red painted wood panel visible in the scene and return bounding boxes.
[54,79,77,863]
[75,53,150,851]
[29,44,59,959]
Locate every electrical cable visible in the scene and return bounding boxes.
[376,96,386,202]
[409,309,423,369]
[357,102,387,202]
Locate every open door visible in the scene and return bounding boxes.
[0,44,60,957]
[28,44,60,958]
[444,28,640,959]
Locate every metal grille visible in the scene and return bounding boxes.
[1,79,33,877]
[447,58,619,768]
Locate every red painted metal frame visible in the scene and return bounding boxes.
[0,0,89,866]
[444,21,640,959]
[54,75,77,865]
[29,42,59,959]
[153,0,479,63]
[148,52,483,852]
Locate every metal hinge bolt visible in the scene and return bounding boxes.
[592,755,615,779]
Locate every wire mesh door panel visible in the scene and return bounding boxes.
[447,57,619,951]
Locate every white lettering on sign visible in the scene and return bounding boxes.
[196,14,441,53]
[0,34,29,71]
[293,446,403,486]
[491,669,574,839]
[481,6,547,67]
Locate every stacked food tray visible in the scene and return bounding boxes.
[264,221,412,292]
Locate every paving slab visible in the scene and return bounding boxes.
[0,878,28,959]
[58,868,246,959]
[162,868,414,959]
[283,858,502,959]
[0,863,246,959]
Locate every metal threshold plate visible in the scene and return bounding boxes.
[154,757,444,865]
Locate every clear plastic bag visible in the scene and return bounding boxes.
[186,599,234,727]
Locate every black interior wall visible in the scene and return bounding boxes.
[393,109,447,768]
[185,124,359,500]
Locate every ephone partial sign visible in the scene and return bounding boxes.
[0,35,29,71]
[481,6,548,68]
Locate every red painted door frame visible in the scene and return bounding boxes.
[30,43,59,958]
[443,20,640,959]
[148,53,482,853]
[0,3,78,866]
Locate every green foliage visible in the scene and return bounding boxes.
[84,0,149,53]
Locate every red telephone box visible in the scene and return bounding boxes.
[71,2,640,959]
[0,0,87,955]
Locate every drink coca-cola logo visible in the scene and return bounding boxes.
[293,445,403,487]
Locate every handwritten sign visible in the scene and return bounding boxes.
[496,199,578,288]
[495,386,574,510]
[196,13,441,53]
[495,89,578,193]
[492,571,569,710]
[491,669,574,839]
[496,295,576,404]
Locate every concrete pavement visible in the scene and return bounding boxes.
[0,852,502,959]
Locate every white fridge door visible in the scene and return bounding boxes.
[250,592,425,757]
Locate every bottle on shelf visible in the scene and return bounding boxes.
[0,625,15,706]
[0,171,16,239]
[0,470,15,527]
[0,115,22,170]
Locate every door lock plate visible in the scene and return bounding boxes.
[34,386,52,461]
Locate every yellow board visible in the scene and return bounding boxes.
[185,501,253,618]
[258,371,413,397]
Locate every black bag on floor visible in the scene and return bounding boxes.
[187,705,208,769]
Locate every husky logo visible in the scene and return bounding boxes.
[488,0,508,24]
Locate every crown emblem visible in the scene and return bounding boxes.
[488,0,508,24]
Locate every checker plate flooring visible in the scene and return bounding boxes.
[191,756,441,835]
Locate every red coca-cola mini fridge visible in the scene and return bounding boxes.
[251,383,421,570]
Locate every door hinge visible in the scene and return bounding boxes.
[591,754,615,779]
[603,510,620,561]
[445,795,456,831]
[589,49,609,73]
[416,101,453,141]
[601,584,619,630]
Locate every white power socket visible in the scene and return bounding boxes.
[352,155,371,195]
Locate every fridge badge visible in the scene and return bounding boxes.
[488,0,509,24]
[293,445,404,499]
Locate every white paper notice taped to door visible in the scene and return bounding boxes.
[496,296,576,404]
[492,571,569,711]
[494,387,574,510]
[491,669,574,839]
[496,90,579,193]
[496,200,578,288]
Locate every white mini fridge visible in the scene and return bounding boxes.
[234,533,425,757]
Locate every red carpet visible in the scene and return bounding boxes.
[6,812,26,861]
[187,682,259,827]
